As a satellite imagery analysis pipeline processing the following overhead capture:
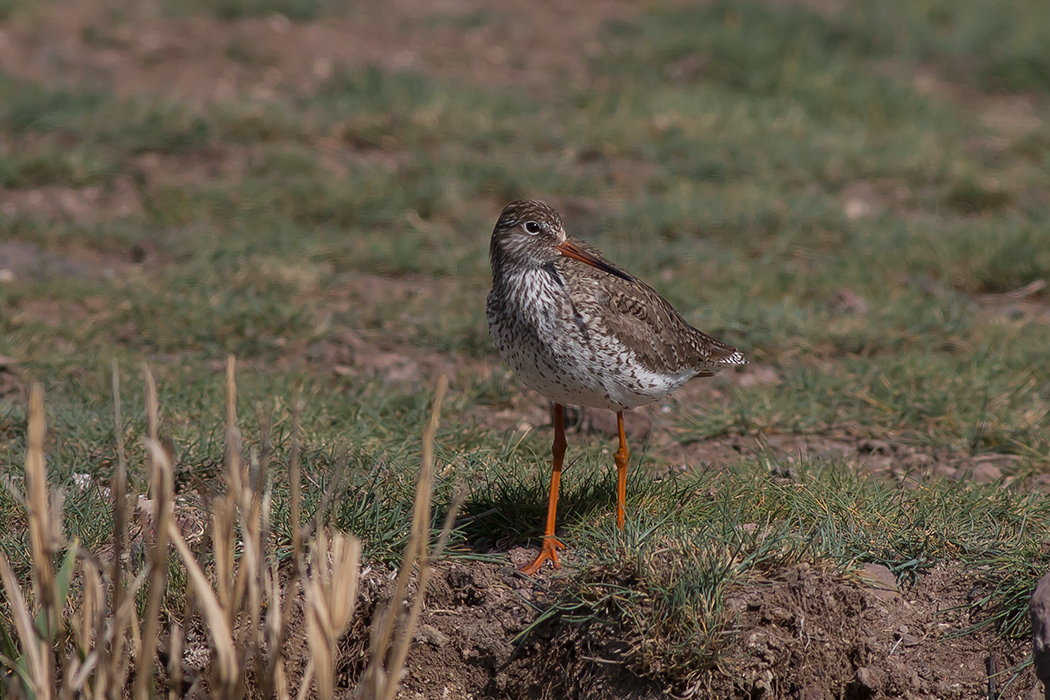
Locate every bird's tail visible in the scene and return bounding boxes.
[720,349,748,366]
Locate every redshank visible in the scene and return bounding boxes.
[486,200,747,575]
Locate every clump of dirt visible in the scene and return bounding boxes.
[0,239,131,283]
[0,355,22,399]
[273,558,1036,699]
[0,181,143,223]
[322,556,667,700]
[712,563,1032,699]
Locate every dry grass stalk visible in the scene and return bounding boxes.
[25,385,58,638]
[254,393,306,700]
[303,530,363,700]
[161,357,300,697]
[65,555,104,696]
[262,558,291,699]
[235,445,265,663]
[0,549,48,700]
[2,372,179,699]
[0,384,58,700]
[214,357,240,629]
[133,364,172,700]
[168,622,183,700]
[103,359,132,694]
[167,497,239,691]
[356,374,450,700]
[163,357,255,696]
[289,391,304,573]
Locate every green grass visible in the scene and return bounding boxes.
[165,0,328,21]
[607,0,1050,96]
[2,0,1049,691]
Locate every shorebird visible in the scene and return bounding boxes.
[487,200,747,575]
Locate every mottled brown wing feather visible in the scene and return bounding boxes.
[558,237,741,375]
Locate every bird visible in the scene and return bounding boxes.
[486,199,747,575]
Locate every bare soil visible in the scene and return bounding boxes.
[256,559,1031,699]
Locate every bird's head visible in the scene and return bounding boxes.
[489,199,630,280]
[489,199,567,271]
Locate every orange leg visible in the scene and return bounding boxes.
[615,411,628,529]
[521,403,567,575]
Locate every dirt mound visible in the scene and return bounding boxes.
[330,556,665,700]
[292,558,1036,699]
[713,563,1031,699]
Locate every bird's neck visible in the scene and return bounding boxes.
[491,249,548,283]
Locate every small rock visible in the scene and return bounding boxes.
[829,287,870,315]
[129,240,157,263]
[752,669,774,697]
[844,199,872,219]
[935,681,955,696]
[972,462,1003,484]
[1032,572,1050,697]
[894,631,921,647]
[797,684,824,700]
[306,340,338,365]
[855,666,880,692]
[416,624,448,648]
[1025,684,1046,700]
[725,595,748,612]
[1004,304,1027,320]
[840,182,882,220]
[370,352,421,384]
[857,563,899,601]
[664,52,708,82]
[448,567,484,606]
[1027,474,1050,493]
[762,606,792,625]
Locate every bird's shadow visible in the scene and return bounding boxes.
[453,432,657,556]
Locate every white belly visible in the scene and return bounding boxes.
[488,272,695,412]
[508,349,693,411]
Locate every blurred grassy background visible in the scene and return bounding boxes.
[0,0,1048,686]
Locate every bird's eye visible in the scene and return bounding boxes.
[524,221,542,235]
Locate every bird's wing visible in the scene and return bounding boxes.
[559,240,743,375]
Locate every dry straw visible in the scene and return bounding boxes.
[0,362,455,699]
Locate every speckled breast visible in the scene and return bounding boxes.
[487,270,693,412]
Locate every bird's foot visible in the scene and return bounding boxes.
[520,536,565,575]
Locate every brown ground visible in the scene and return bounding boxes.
[166,556,1035,698]
[238,559,1027,699]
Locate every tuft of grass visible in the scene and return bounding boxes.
[504,460,1049,689]
[224,34,279,67]
[0,77,211,155]
[166,0,327,21]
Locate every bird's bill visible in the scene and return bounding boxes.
[555,241,633,282]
